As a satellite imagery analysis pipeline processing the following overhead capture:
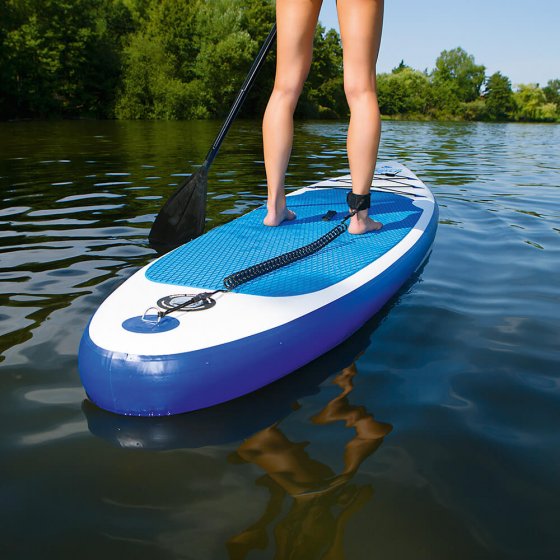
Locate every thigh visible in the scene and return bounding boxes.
[275,0,323,91]
[337,0,384,88]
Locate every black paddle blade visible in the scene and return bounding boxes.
[148,166,208,253]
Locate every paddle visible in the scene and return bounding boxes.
[148,24,278,252]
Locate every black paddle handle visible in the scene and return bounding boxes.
[204,24,277,168]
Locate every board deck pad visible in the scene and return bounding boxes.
[146,188,422,297]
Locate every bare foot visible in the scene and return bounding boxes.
[263,207,296,227]
[347,209,382,234]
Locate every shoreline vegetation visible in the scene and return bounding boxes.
[1,0,559,124]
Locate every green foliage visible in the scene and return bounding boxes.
[392,60,410,74]
[298,26,345,118]
[193,0,258,117]
[115,0,275,119]
[460,99,488,121]
[484,72,515,120]
[484,72,515,121]
[115,0,208,119]
[514,84,558,122]
[114,33,209,120]
[1,0,558,123]
[543,79,560,106]
[377,49,557,123]
[0,0,126,118]
[377,67,432,116]
[430,82,459,118]
[432,47,486,103]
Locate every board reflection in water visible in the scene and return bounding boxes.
[83,311,393,559]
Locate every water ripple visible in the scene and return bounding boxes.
[0,119,559,558]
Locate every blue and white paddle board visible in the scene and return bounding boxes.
[79,161,438,416]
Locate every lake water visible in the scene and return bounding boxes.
[1,120,559,559]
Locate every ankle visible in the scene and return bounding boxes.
[350,209,369,222]
[267,198,286,214]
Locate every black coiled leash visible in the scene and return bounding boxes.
[223,192,370,289]
[150,192,371,320]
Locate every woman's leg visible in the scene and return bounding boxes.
[337,0,384,234]
[263,0,323,226]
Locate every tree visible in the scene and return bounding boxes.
[460,99,488,121]
[543,79,560,106]
[237,0,276,116]
[513,84,556,122]
[192,0,258,117]
[6,0,554,123]
[115,32,209,119]
[484,72,515,120]
[432,47,486,104]
[299,25,345,118]
[144,0,201,83]
[0,0,127,119]
[377,67,432,116]
[115,0,276,119]
[392,60,410,74]
[116,0,207,119]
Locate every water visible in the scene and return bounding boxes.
[1,120,559,559]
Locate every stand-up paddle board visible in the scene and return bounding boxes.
[79,161,438,416]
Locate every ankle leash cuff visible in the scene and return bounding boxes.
[346,192,371,212]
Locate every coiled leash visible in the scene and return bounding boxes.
[147,192,371,321]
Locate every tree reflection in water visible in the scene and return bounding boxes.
[227,363,392,560]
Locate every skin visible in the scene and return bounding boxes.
[263,0,384,233]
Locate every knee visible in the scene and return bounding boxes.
[343,76,378,108]
[271,80,304,110]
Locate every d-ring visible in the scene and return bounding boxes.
[141,307,162,324]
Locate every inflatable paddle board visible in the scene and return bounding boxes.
[82,312,379,450]
[79,161,438,416]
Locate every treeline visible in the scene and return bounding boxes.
[378,53,560,123]
[1,0,558,123]
[0,0,343,120]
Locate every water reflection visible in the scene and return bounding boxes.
[2,120,559,558]
[227,363,391,560]
[83,311,392,559]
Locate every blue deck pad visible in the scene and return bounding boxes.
[146,189,423,296]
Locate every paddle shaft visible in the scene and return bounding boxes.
[203,24,277,169]
[148,24,277,249]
